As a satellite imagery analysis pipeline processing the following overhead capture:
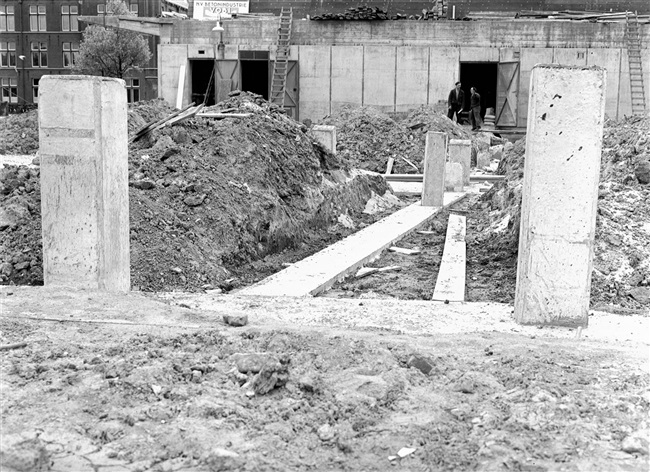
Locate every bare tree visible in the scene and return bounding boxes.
[74,0,151,79]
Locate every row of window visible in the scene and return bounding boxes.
[0,3,139,32]
[1,77,141,103]
[1,41,79,68]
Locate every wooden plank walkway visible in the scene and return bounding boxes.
[239,192,467,297]
[431,213,467,302]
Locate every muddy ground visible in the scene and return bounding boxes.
[1,287,649,472]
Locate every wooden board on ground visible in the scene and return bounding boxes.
[238,192,468,297]
[431,213,467,302]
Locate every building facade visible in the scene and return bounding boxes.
[0,0,165,110]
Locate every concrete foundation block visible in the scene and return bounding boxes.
[39,75,130,292]
[515,64,606,327]
[312,125,337,154]
[422,131,447,207]
[477,151,491,170]
[474,132,491,152]
[449,139,471,185]
[445,162,463,192]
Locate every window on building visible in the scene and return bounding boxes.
[97,4,105,16]
[31,42,48,68]
[1,42,16,68]
[32,78,40,103]
[130,3,139,14]
[61,5,79,31]
[29,5,47,32]
[0,5,16,32]
[125,78,140,103]
[1,78,18,103]
[62,42,79,68]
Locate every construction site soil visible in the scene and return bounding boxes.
[2,102,648,311]
[0,288,648,472]
[1,100,649,472]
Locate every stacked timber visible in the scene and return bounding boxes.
[516,10,650,22]
[310,6,390,21]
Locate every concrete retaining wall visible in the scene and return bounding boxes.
[159,19,649,123]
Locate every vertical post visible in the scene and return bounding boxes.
[39,76,130,292]
[448,139,471,185]
[515,65,606,326]
[422,131,447,207]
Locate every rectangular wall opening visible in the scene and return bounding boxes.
[460,62,498,118]
[190,60,215,106]
[239,50,270,100]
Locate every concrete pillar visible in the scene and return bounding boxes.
[477,151,491,170]
[515,64,606,327]
[312,125,337,154]
[448,139,471,185]
[39,76,130,292]
[421,131,447,206]
[445,163,463,192]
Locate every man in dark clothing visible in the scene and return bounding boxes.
[447,81,465,122]
[470,87,482,131]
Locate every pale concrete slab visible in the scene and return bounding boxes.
[396,46,429,112]
[363,45,396,111]
[239,192,467,297]
[586,48,621,120]
[331,46,363,112]
[515,64,606,327]
[421,131,446,207]
[449,139,471,184]
[39,75,130,292]
[445,162,463,192]
[432,214,466,302]
[312,125,336,154]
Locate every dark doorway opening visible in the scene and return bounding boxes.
[191,60,215,106]
[240,60,269,100]
[460,62,498,118]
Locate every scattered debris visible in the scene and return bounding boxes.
[389,246,421,255]
[223,314,249,327]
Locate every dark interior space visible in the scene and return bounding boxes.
[190,60,215,106]
[241,60,269,100]
[460,62,498,118]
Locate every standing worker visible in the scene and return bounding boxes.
[469,86,483,131]
[447,81,465,123]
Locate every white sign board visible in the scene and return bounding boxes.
[193,0,249,18]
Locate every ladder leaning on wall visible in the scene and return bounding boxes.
[269,7,293,109]
[625,11,647,115]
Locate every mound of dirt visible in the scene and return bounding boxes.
[319,106,422,174]
[319,105,491,175]
[0,112,39,155]
[1,94,389,291]
[479,115,650,309]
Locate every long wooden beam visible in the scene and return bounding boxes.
[431,213,467,302]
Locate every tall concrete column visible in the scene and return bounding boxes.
[39,76,130,292]
[515,65,606,327]
[422,131,447,207]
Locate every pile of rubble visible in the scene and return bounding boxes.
[1,94,389,291]
[0,113,39,155]
[479,116,650,309]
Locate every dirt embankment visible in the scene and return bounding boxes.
[0,95,391,291]
[328,116,650,310]
[319,105,481,174]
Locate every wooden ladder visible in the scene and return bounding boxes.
[626,11,647,115]
[269,7,292,108]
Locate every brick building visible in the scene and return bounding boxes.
[0,0,172,109]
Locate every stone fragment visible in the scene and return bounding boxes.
[14,261,30,271]
[223,314,248,327]
[184,194,206,207]
[317,424,335,442]
[131,179,156,190]
[621,434,649,455]
[635,161,650,184]
[477,151,491,170]
[628,287,650,305]
[160,147,180,161]
[0,262,13,277]
[407,354,435,375]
